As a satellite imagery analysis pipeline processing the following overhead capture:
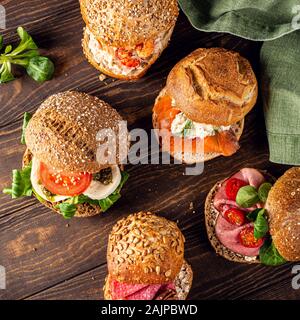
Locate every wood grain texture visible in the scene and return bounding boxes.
[0,0,299,300]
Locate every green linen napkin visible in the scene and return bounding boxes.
[178,0,300,165]
[261,31,300,165]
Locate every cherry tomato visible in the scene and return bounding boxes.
[239,226,264,248]
[39,162,92,196]
[116,48,140,68]
[225,178,248,200]
[224,208,245,226]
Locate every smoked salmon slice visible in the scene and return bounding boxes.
[153,95,240,156]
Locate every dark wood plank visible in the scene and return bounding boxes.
[0,0,299,300]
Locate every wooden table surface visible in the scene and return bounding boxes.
[0,0,299,300]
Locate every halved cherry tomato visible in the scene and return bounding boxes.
[224,208,245,226]
[239,226,264,248]
[225,178,248,200]
[39,162,92,196]
[116,48,140,68]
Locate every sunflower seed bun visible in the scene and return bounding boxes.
[166,48,258,126]
[105,211,192,300]
[25,91,128,173]
[266,167,300,261]
[79,0,179,47]
[22,149,103,218]
[107,212,186,284]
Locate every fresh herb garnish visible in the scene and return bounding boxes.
[246,208,261,221]
[253,209,269,239]
[259,238,286,266]
[258,182,272,203]
[0,27,54,84]
[182,119,193,137]
[3,162,32,198]
[21,112,32,144]
[93,167,113,185]
[236,181,273,208]
[236,185,260,208]
[99,171,129,212]
[57,202,77,219]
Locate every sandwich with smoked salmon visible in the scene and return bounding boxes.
[153,48,258,163]
[3,91,129,218]
[205,167,300,265]
[104,211,193,300]
[80,0,179,80]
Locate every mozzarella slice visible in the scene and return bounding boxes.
[31,157,70,203]
[83,165,121,200]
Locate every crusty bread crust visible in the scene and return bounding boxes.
[103,260,193,300]
[107,212,185,284]
[25,91,128,173]
[82,28,171,80]
[166,48,258,126]
[266,167,300,261]
[80,0,178,47]
[204,171,276,263]
[22,149,102,218]
[152,87,244,164]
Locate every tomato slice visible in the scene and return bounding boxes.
[225,178,248,201]
[116,48,140,68]
[224,208,245,226]
[239,226,264,248]
[39,162,92,196]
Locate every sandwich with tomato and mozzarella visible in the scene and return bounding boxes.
[3,91,129,219]
[80,0,179,80]
[153,48,258,163]
[205,167,300,265]
[104,212,193,300]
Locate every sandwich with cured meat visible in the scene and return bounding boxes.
[153,48,258,163]
[3,91,129,218]
[80,0,179,80]
[205,167,300,265]
[104,212,193,300]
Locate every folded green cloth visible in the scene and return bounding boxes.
[178,0,300,165]
[261,31,300,165]
[178,0,300,40]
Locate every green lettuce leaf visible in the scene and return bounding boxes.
[21,112,32,144]
[3,163,32,198]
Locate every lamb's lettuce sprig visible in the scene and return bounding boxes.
[0,27,54,84]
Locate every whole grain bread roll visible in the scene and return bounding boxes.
[79,0,179,47]
[25,91,128,173]
[107,212,185,284]
[166,48,258,126]
[266,167,300,261]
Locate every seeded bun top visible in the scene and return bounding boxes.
[80,0,179,47]
[25,91,128,173]
[107,212,185,284]
[166,48,258,126]
[266,167,300,261]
